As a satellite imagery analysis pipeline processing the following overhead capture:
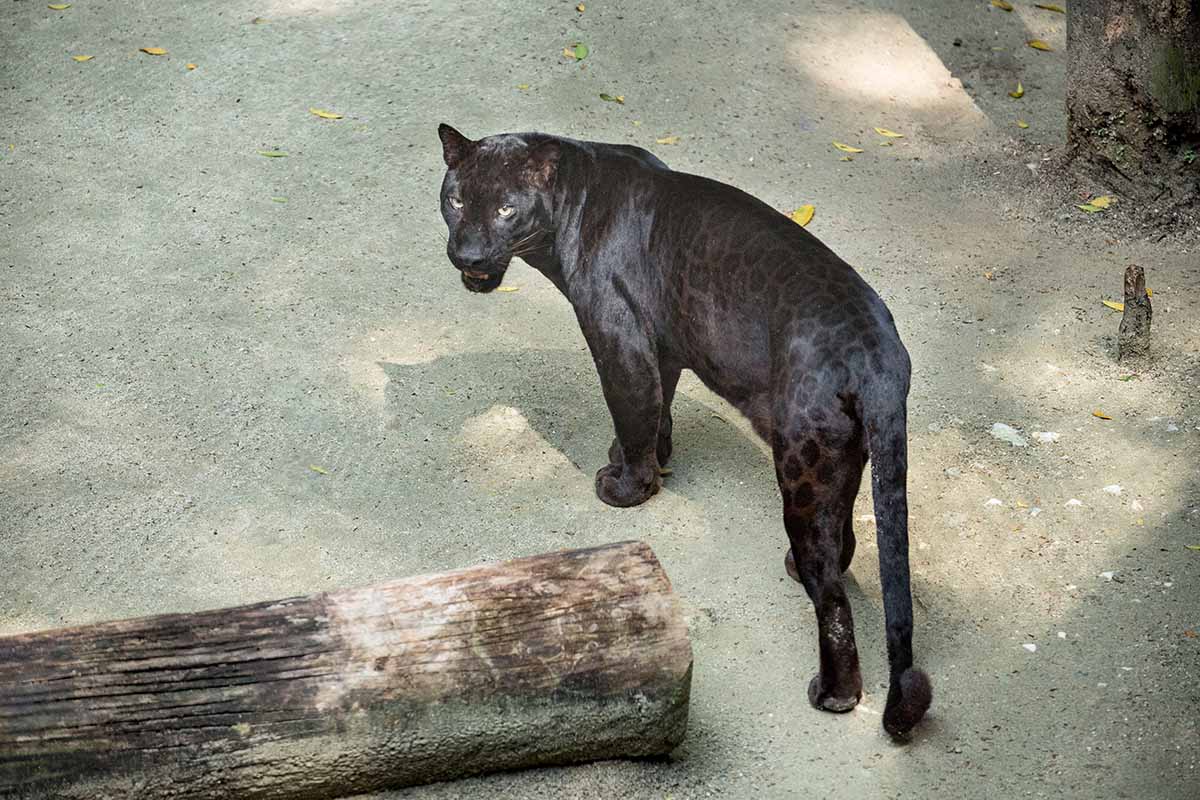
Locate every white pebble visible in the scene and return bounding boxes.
[1032,431,1061,444]
[1102,484,1123,496]
[1029,507,1042,517]
[1057,631,1067,639]
[1131,499,1144,512]
[985,498,1004,507]
[989,422,1028,447]
[1065,499,1083,507]
[1022,643,1037,653]
[1099,571,1115,581]
[1166,423,1179,432]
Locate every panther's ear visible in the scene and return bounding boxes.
[524,139,560,189]
[438,123,475,168]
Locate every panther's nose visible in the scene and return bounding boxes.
[455,252,487,271]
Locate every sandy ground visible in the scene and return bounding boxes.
[2,0,1198,797]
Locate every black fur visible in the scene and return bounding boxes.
[437,124,931,736]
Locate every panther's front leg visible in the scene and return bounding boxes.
[609,362,680,469]
[579,305,664,508]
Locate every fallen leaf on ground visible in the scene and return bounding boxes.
[879,141,894,146]
[983,271,995,280]
[563,42,589,60]
[790,205,815,227]
[1118,374,1137,381]
[1078,200,1112,213]
[1187,545,1200,551]
[1089,195,1115,209]
[1146,287,1153,296]
[252,16,268,24]
[140,47,168,55]
[656,135,681,145]
[599,93,625,104]
[874,127,904,138]
[833,141,864,153]
[1092,410,1113,420]
[1009,82,1024,99]
[271,196,287,203]
[1035,3,1066,11]
[48,3,71,8]
[1017,120,1030,128]
[309,108,343,119]
[186,63,197,70]
[516,83,530,90]
[495,286,520,293]
[257,150,288,157]
[308,464,328,475]
[71,55,93,62]
[840,155,854,161]
[1027,40,1054,51]
[1185,629,1198,638]
[991,0,1013,9]
[577,2,585,10]
[1102,300,1125,312]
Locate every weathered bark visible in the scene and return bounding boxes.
[1066,1,1200,201]
[1118,264,1153,359]
[0,541,692,800]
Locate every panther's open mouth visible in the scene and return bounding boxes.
[464,270,489,280]
[460,267,506,293]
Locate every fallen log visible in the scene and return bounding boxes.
[0,541,692,800]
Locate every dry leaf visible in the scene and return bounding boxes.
[790,205,815,227]
[656,135,681,145]
[658,466,673,476]
[840,156,853,162]
[1035,3,1066,11]
[47,3,71,8]
[271,196,287,203]
[879,141,894,147]
[516,83,530,90]
[1186,545,1200,551]
[833,141,864,153]
[1102,300,1125,312]
[1017,119,1030,128]
[1078,202,1106,213]
[576,2,585,10]
[983,271,995,280]
[1146,287,1153,296]
[71,55,93,62]
[186,63,197,70]
[991,0,1013,9]
[251,16,268,24]
[1185,629,1198,638]
[1027,40,1054,51]
[309,108,343,119]
[140,47,168,56]
[874,127,904,138]
[308,464,328,475]
[1089,195,1115,209]
[1009,82,1024,99]
[257,150,288,157]
[495,286,520,293]
[599,93,625,104]
[1092,410,1113,420]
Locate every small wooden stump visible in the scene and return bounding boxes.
[1118,264,1152,361]
[0,541,692,800]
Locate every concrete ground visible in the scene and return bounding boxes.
[2,0,1198,797]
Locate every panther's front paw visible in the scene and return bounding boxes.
[595,462,659,507]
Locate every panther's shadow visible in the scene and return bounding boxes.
[379,348,775,506]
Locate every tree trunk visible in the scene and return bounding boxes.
[1066,0,1200,204]
[0,541,692,800]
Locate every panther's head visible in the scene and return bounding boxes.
[437,124,560,293]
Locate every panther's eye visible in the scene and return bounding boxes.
[448,196,463,210]
[497,205,515,218]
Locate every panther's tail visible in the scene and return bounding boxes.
[863,384,932,737]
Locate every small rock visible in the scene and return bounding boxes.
[985,498,1004,507]
[944,466,962,478]
[1166,423,1179,432]
[1057,631,1067,639]
[1102,484,1123,496]
[1065,499,1083,507]
[989,422,1028,447]
[1029,507,1042,517]
[858,514,876,524]
[980,363,999,373]
[1023,643,1037,653]
[953,37,963,46]
[1031,431,1061,444]
[1131,499,1144,512]
[1099,571,1115,581]
[927,422,943,433]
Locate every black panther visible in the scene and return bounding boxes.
[436,124,932,736]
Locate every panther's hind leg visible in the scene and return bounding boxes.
[773,399,865,713]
